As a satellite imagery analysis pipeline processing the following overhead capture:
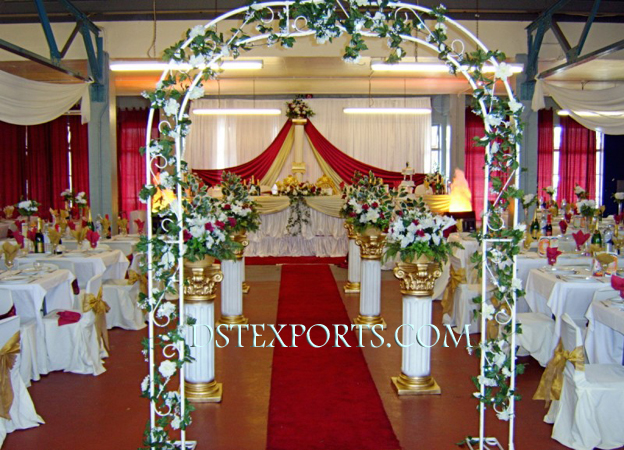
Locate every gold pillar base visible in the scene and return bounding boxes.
[343,281,361,294]
[185,380,223,403]
[352,314,386,329]
[242,282,250,294]
[391,373,441,396]
[217,314,249,326]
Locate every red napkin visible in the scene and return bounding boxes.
[572,230,590,251]
[610,275,624,299]
[57,311,81,326]
[559,220,568,234]
[135,219,145,234]
[615,214,623,225]
[14,220,23,231]
[565,212,572,223]
[546,247,562,265]
[67,221,76,231]
[27,228,37,243]
[13,231,24,248]
[86,229,100,249]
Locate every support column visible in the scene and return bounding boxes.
[218,232,249,325]
[88,52,119,230]
[344,223,361,294]
[184,260,223,402]
[291,118,307,181]
[391,262,443,395]
[242,256,250,294]
[353,231,386,328]
[449,93,466,173]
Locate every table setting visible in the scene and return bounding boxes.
[585,276,624,365]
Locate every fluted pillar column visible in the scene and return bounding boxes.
[242,256,250,294]
[391,261,443,395]
[353,231,386,329]
[343,223,361,294]
[218,232,249,325]
[184,259,223,402]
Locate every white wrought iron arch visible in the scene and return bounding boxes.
[142,2,522,449]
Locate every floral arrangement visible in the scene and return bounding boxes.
[277,177,325,235]
[577,199,597,218]
[137,2,526,446]
[385,197,459,264]
[612,192,624,204]
[574,184,588,200]
[60,189,74,203]
[520,193,536,209]
[424,170,446,195]
[74,191,88,208]
[285,96,315,120]
[16,200,40,217]
[340,171,396,234]
[218,172,260,234]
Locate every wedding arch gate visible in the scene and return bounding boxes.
[140,2,525,449]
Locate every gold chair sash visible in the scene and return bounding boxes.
[533,339,585,406]
[128,270,148,296]
[0,331,20,420]
[441,267,466,316]
[83,287,110,352]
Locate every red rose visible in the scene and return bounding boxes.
[349,212,356,217]
[371,202,379,209]
[412,219,420,226]
[183,230,193,242]
[362,204,370,210]
[397,210,403,216]
[215,220,225,229]
[223,204,231,210]
[380,213,385,219]
[205,223,214,232]
[342,194,346,199]
[228,217,237,227]
[416,230,425,237]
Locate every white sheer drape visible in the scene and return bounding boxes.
[0,70,90,125]
[185,97,431,181]
[532,79,624,135]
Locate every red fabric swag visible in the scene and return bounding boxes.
[0,121,26,207]
[537,109,554,195]
[193,121,293,186]
[558,116,596,202]
[304,120,423,188]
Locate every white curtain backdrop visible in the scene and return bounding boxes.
[0,70,90,125]
[185,97,431,182]
[532,79,624,135]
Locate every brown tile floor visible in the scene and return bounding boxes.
[3,264,605,449]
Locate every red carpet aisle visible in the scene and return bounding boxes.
[266,265,400,450]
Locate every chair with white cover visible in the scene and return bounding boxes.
[103,272,146,330]
[517,312,556,367]
[42,274,106,375]
[129,210,147,234]
[585,287,624,364]
[543,313,624,450]
[0,315,44,447]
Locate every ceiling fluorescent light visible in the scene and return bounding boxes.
[370,62,523,74]
[557,110,570,116]
[193,109,281,116]
[110,60,263,72]
[343,107,431,115]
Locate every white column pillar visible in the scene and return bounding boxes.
[344,238,361,293]
[292,119,307,181]
[353,233,386,328]
[183,262,223,402]
[241,256,250,294]
[391,262,442,395]
[218,259,248,325]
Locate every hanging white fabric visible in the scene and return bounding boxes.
[532,79,624,135]
[0,69,91,125]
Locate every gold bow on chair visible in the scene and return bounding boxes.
[441,266,466,316]
[533,339,584,406]
[83,287,111,352]
[128,270,148,296]
[0,331,20,420]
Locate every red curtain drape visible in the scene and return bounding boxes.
[0,121,27,208]
[304,121,424,188]
[193,121,293,186]
[26,122,54,219]
[465,108,486,219]
[558,116,596,202]
[50,117,71,210]
[68,115,90,199]
[537,109,554,196]
[117,108,159,215]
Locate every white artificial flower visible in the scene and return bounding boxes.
[156,301,176,319]
[477,375,498,387]
[400,234,414,248]
[171,416,181,430]
[163,98,180,117]
[189,54,207,69]
[574,185,586,195]
[494,62,514,80]
[492,351,506,368]
[482,303,496,321]
[515,223,526,232]
[18,201,29,209]
[485,114,504,128]
[158,360,177,379]
[432,233,441,245]
[496,408,512,421]
[189,25,205,39]
[434,22,448,34]
[508,98,523,113]
[502,366,513,378]
[522,193,535,206]
[141,376,150,392]
[511,278,522,291]
[188,85,205,100]
[615,192,624,200]
[352,0,369,6]
[162,249,176,269]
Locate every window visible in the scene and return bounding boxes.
[552,124,604,203]
[430,124,441,173]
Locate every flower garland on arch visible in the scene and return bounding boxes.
[139,1,524,447]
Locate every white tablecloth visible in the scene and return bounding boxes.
[14,250,129,287]
[62,235,139,256]
[586,293,624,364]
[247,207,347,257]
[525,267,606,342]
